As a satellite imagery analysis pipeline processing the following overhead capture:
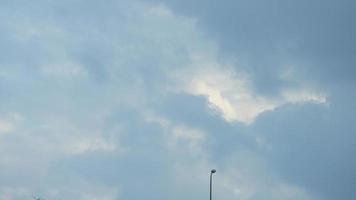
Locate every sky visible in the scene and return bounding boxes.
[0,0,355,199]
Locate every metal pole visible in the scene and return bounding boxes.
[210,169,216,200]
[210,172,212,200]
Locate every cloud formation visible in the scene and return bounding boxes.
[0,0,355,200]
[178,67,326,124]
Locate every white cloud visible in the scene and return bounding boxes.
[0,187,31,200]
[145,112,206,157]
[185,68,278,124]
[146,4,175,18]
[32,180,119,200]
[40,62,89,79]
[30,115,121,156]
[9,18,66,42]
[282,89,327,104]
[175,66,327,124]
[170,125,205,154]
[172,125,204,143]
[0,120,15,134]
[77,185,119,200]
[64,136,117,155]
[0,113,23,134]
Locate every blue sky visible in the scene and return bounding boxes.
[0,0,355,199]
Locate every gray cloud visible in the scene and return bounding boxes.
[151,0,356,92]
[1,0,355,200]
[147,0,356,199]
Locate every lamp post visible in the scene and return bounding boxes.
[210,169,216,200]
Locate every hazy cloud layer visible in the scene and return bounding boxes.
[0,0,355,200]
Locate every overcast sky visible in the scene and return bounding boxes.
[0,0,355,199]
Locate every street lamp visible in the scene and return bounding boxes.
[210,169,216,200]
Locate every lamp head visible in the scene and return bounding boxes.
[211,169,216,173]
